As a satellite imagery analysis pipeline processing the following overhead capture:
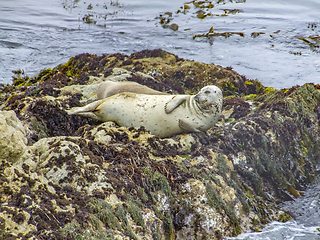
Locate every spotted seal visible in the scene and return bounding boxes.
[97,80,168,99]
[68,85,223,138]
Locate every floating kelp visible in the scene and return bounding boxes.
[162,23,179,31]
[296,35,320,52]
[193,26,245,39]
[82,14,96,24]
[221,8,244,14]
[307,22,318,31]
[176,1,244,18]
[61,0,124,27]
[193,1,215,9]
[251,32,266,38]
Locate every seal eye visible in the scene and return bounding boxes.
[204,90,211,94]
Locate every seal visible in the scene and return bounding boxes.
[97,80,168,99]
[68,85,223,138]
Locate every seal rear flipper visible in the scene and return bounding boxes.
[71,111,101,120]
[178,119,201,133]
[67,99,105,120]
[165,95,188,113]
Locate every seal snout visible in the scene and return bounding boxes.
[194,94,200,102]
[194,94,207,104]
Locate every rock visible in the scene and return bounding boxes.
[0,110,27,163]
[0,49,320,239]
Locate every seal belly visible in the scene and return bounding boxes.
[112,95,182,137]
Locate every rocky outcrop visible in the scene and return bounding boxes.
[0,49,319,239]
[0,111,27,163]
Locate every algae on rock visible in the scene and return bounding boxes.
[0,110,27,163]
[0,50,319,239]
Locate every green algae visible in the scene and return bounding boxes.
[89,199,119,227]
[151,171,172,197]
[217,153,230,175]
[205,181,242,236]
[258,83,320,109]
[137,186,149,202]
[12,69,30,86]
[205,181,223,212]
[61,219,116,240]
[60,219,82,239]
[127,200,146,233]
[115,204,138,240]
[30,116,49,139]
[152,205,174,240]
[230,172,250,215]
[87,198,139,240]
[12,68,55,87]
[264,87,275,93]
[276,212,291,222]
[176,162,189,173]
[36,68,53,83]
[96,206,122,231]
[151,224,162,240]
[222,81,239,96]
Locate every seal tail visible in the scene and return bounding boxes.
[67,99,105,120]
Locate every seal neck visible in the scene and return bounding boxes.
[189,96,211,118]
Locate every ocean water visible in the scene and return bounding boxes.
[229,182,320,240]
[0,0,319,88]
[230,221,320,240]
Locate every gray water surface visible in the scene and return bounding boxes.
[0,0,319,88]
[230,183,320,240]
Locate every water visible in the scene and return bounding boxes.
[230,221,320,240]
[229,183,320,240]
[0,0,320,88]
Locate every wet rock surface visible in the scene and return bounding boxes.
[0,49,319,239]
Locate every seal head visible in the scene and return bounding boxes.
[194,85,223,113]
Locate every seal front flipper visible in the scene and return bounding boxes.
[165,95,188,114]
[67,99,105,121]
[178,119,201,133]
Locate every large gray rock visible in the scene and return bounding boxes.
[0,110,27,163]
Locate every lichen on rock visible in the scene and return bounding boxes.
[0,110,27,163]
[0,49,319,239]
